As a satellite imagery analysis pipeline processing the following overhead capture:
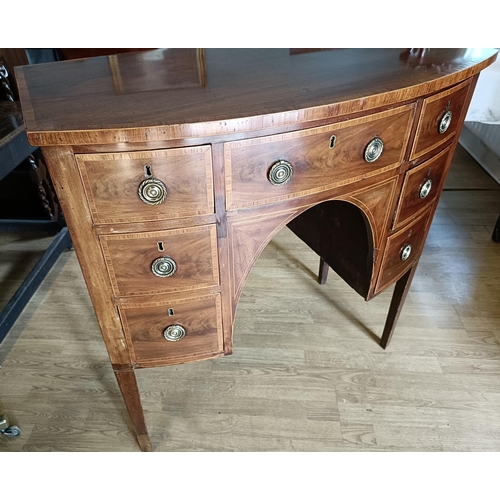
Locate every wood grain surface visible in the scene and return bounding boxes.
[393,146,452,229]
[9,50,498,451]
[40,147,133,366]
[376,208,431,293]
[1,145,500,451]
[99,225,219,297]
[411,79,471,159]
[224,105,413,209]
[119,293,223,365]
[75,146,214,224]
[15,49,497,145]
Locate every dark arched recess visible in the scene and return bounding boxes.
[287,200,374,298]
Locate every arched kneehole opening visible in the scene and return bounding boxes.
[287,200,374,298]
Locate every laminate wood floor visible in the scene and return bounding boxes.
[1,145,499,452]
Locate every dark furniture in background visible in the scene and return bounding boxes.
[0,50,71,344]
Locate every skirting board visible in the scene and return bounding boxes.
[459,123,500,185]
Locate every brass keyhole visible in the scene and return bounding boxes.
[144,164,153,178]
[157,241,164,252]
[329,135,337,149]
[168,308,175,316]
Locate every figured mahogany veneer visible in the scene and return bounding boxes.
[16,48,498,452]
[393,146,452,229]
[376,208,432,293]
[119,293,223,366]
[411,79,470,160]
[76,146,214,224]
[225,105,414,210]
[100,225,219,297]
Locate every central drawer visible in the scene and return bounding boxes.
[100,224,219,297]
[224,105,414,210]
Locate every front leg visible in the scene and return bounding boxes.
[379,265,417,349]
[318,257,330,284]
[493,214,500,243]
[114,368,152,452]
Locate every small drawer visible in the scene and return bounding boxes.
[224,105,414,210]
[411,80,471,160]
[119,294,223,365]
[100,224,219,297]
[75,146,214,224]
[376,208,431,293]
[393,146,451,229]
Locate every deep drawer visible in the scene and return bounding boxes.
[76,146,214,224]
[100,224,219,297]
[224,105,414,210]
[119,293,223,365]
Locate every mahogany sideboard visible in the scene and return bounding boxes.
[16,48,498,451]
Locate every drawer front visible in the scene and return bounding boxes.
[225,105,414,210]
[119,294,223,365]
[411,80,471,160]
[393,146,451,229]
[376,209,431,293]
[76,146,214,224]
[100,224,219,297]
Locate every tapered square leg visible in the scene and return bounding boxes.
[380,265,417,349]
[318,257,329,285]
[114,369,152,452]
[493,214,500,242]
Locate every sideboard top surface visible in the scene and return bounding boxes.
[16,48,498,146]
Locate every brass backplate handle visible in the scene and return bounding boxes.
[439,110,452,134]
[151,256,177,277]
[268,160,293,186]
[364,137,384,163]
[138,177,167,205]
[163,324,186,342]
[419,179,432,199]
[401,244,412,261]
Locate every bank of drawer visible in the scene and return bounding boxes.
[100,224,219,297]
[119,293,223,365]
[224,105,414,210]
[376,209,431,293]
[393,146,451,229]
[411,80,471,160]
[75,146,214,224]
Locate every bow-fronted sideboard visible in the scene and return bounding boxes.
[17,48,498,451]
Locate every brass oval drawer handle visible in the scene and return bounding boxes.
[364,137,384,163]
[439,110,452,134]
[268,160,293,186]
[401,244,412,261]
[419,179,432,199]
[151,256,177,277]
[163,324,186,342]
[138,177,167,205]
